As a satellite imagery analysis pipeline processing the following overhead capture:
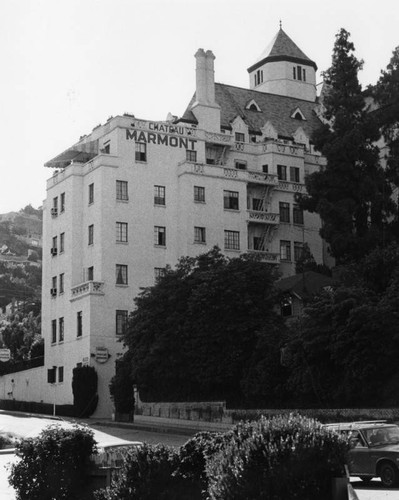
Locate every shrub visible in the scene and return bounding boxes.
[8,425,97,500]
[95,443,195,500]
[206,414,349,500]
[109,355,135,414]
[72,365,98,417]
[176,431,231,498]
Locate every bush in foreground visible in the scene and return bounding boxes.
[95,414,349,500]
[206,414,349,500]
[8,425,97,500]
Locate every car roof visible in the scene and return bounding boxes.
[324,421,396,431]
[0,413,141,449]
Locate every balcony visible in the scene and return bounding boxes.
[247,210,279,224]
[178,162,278,186]
[70,281,105,301]
[247,250,280,264]
[275,180,306,193]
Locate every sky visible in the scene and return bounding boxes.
[0,0,398,214]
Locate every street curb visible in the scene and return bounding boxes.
[89,420,205,437]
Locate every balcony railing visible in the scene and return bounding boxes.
[276,181,306,193]
[177,161,278,187]
[71,281,105,301]
[247,210,279,224]
[247,250,280,263]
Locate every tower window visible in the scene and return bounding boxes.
[277,165,287,181]
[116,264,128,285]
[154,226,166,246]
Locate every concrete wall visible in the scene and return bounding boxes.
[0,367,47,403]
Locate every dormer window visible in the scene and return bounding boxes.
[245,99,261,112]
[290,108,306,121]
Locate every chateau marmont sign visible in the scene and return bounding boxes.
[126,119,197,150]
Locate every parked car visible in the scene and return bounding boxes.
[0,412,141,468]
[324,421,399,487]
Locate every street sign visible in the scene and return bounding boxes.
[0,349,11,362]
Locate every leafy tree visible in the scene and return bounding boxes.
[0,310,41,361]
[295,243,332,276]
[299,29,394,263]
[286,243,399,407]
[123,247,284,404]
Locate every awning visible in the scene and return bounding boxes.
[44,139,99,169]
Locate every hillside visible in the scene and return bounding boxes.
[0,205,42,310]
[0,205,42,262]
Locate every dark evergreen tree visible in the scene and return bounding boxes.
[299,29,394,263]
[374,46,399,239]
[122,247,285,404]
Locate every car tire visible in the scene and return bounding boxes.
[379,462,399,488]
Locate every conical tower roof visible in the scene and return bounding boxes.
[248,28,317,73]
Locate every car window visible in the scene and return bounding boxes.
[349,431,366,448]
[364,426,399,447]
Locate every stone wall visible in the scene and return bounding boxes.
[135,397,399,425]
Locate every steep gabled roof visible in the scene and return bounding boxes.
[180,83,322,139]
[248,28,317,73]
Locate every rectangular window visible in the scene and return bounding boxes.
[224,230,240,250]
[224,190,239,210]
[290,166,300,183]
[253,236,263,251]
[51,276,57,296]
[277,165,287,181]
[154,226,166,246]
[60,232,65,253]
[154,267,166,280]
[279,202,290,223]
[294,241,304,262]
[87,266,94,281]
[116,264,128,285]
[88,183,94,204]
[77,311,82,337]
[154,185,166,206]
[293,66,296,79]
[116,180,128,201]
[194,226,206,244]
[59,317,64,342]
[194,186,205,203]
[52,236,57,255]
[58,366,64,383]
[116,222,128,242]
[103,143,110,154]
[293,204,304,225]
[262,164,268,173]
[52,319,57,344]
[303,68,306,82]
[252,198,263,211]
[280,240,291,261]
[235,132,245,143]
[235,160,247,170]
[53,196,58,211]
[88,224,94,245]
[59,273,64,294]
[60,192,65,213]
[116,310,128,336]
[135,142,147,162]
[186,150,197,162]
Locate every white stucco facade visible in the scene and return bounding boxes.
[36,29,329,417]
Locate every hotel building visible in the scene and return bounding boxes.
[42,28,328,417]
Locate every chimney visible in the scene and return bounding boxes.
[195,48,207,104]
[205,50,216,104]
